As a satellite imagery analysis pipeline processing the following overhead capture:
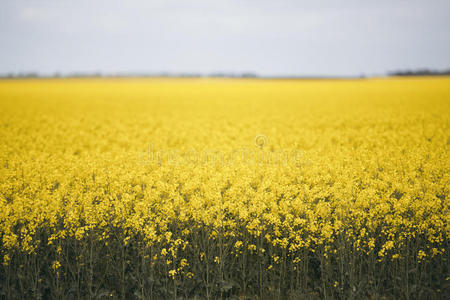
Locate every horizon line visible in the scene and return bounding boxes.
[1,69,450,80]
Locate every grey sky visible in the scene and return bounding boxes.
[1,0,449,76]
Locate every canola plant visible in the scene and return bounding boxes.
[0,77,449,299]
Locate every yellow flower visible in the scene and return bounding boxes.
[52,260,61,272]
[417,250,427,260]
[168,269,176,279]
[3,254,10,266]
[180,258,188,268]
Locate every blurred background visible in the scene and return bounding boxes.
[1,0,449,78]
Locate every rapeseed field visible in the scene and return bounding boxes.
[0,77,449,299]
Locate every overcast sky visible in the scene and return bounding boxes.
[1,0,449,76]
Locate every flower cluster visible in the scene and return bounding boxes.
[0,77,448,298]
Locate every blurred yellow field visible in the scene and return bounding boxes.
[0,77,449,298]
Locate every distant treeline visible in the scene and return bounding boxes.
[388,69,450,76]
[0,72,258,79]
[1,69,450,79]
